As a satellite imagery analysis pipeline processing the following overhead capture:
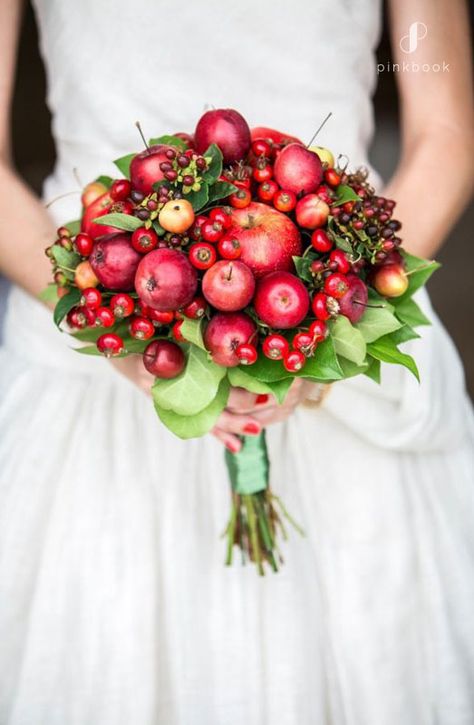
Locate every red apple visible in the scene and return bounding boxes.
[194,109,251,165]
[254,272,310,329]
[130,144,175,195]
[338,274,368,323]
[90,233,142,290]
[273,143,323,195]
[295,194,330,229]
[251,127,302,146]
[204,312,257,367]
[135,248,198,311]
[81,191,119,239]
[202,260,255,311]
[143,340,185,379]
[373,264,409,298]
[228,202,301,278]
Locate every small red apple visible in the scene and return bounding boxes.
[250,127,302,146]
[228,202,301,278]
[202,260,255,312]
[295,194,330,229]
[135,248,198,311]
[273,143,323,195]
[204,312,257,367]
[254,272,310,329]
[194,109,251,165]
[130,144,175,195]
[338,274,368,323]
[90,233,142,290]
[143,340,185,379]
[81,191,119,239]
[373,264,409,298]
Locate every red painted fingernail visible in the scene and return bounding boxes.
[226,440,240,453]
[243,422,261,435]
[256,394,269,405]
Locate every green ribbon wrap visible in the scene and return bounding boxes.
[224,431,269,494]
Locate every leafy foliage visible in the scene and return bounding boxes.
[328,316,366,365]
[354,305,402,343]
[202,144,223,183]
[154,378,230,439]
[53,288,81,328]
[180,317,206,350]
[92,212,142,232]
[367,336,419,381]
[148,135,187,149]
[113,153,136,179]
[332,185,361,207]
[39,284,60,304]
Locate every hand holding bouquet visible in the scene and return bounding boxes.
[43,109,438,574]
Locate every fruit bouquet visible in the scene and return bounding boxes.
[43,108,438,574]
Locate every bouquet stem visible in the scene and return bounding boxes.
[224,431,303,574]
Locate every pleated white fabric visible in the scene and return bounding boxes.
[1,1,474,723]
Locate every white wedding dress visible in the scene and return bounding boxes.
[1,1,473,723]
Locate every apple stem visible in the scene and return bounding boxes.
[135,121,149,149]
[45,190,81,208]
[73,167,84,188]
[306,111,333,149]
[226,262,233,281]
[353,300,386,308]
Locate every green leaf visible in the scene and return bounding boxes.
[51,245,81,270]
[206,181,238,205]
[364,356,381,383]
[302,337,344,380]
[354,305,402,343]
[154,378,230,439]
[180,317,206,350]
[227,366,294,404]
[113,152,136,179]
[95,175,113,188]
[38,283,59,304]
[148,135,187,149]
[337,356,369,378]
[152,345,226,415]
[184,184,209,212]
[386,325,420,345]
[332,184,361,207]
[54,287,81,328]
[93,213,142,232]
[266,378,293,404]
[328,316,366,365]
[64,219,81,236]
[367,337,419,381]
[398,251,440,300]
[332,235,353,253]
[293,255,315,283]
[393,296,431,328]
[202,144,223,183]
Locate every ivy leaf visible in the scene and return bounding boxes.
[148,135,187,149]
[206,181,237,205]
[184,184,209,212]
[152,345,226,415]
[328,316,366,365]
[54,287,81,328]
[64,219,81,236]
[367,337,419,381]
[38,283,59,304]
[398,251,441,300]
[393,296,431,328]
[154,378,230,439]
[332,184,361,207]
[354,305,402,343]
[364,356,381,383]
[51,245,81,270]
[293,255,315,283]
[113,152,136,179]
[93,213,142,232]
[95,175,113,188]
[202,144,223,183]
[180,317,206,350]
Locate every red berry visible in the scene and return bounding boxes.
[190,215,208,241]
[315,184,332,204]
[66,306,87,329]
[209,207,232,229]
[292,331,315,356]
[262,334,289,360]
[311,229,333,253]
[183,296,207,319]
[309,319,328,342]
[229,188,251,209]
[129,316,155,340]
[110,179,132,201]
[257,180,279,203]
[283,350,306,372]
[273,189,297,213]
[96,333,124,357]
[343,201,354,214]
[329,249,351,274]
[110,200,134,215]
[188,242,217,270]
[217,235,241,260]
[310,260,325,275]
[95,306,115,328]
[131,227,159,253]
[201,221,224,243]
[324,169,341,187]
[252,139,272,157]
[312,292,332,321]
[81,287,102,310]
[75,232,94,257]
[252,163,273,183]
[110,293,135,318]
[236,343,258,365]
[148,309,175,325]
[172,319,185,342]
[323,272,349,299]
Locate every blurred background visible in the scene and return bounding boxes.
[5,2,474,396]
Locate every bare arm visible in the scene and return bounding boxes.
[0,0,55,296]
[383,0,474,258]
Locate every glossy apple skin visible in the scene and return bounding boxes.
[130,144,174,195]
[254,272,310,329]
[90,233,142,290]
[81,192,118,239]
[204,312,257,367]
[228,202,301,278]
[295,194,330,229]
[202,260,255,312]
[194,109,251,165]
[273,143,323,196]
[338,274,368,323]
[135,248,198,311]
[143,340,185,379]
[374,264,409,298]
[250,127,302,145]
